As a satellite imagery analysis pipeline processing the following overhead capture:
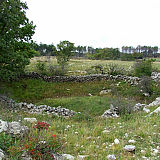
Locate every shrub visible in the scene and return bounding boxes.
[109,97,135,116]
[35,61,47,75]
[134,59,152,77]
[48,64,68,76]
[139,76,153,95]
[8,121,62,160]
[105,63,125,75]
[85,65,104,74]
[0,132,15,152]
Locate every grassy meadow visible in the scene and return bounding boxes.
[0,57,160,159]
[25,56,160,75]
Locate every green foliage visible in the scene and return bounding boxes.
[0,0,35,81]
[48,64,67,76]
[120,53,134,61]
[54,41,75,69]
[139,76,153,95]
[35,61,47,75]
[0,132,15,152]
[105,63,125,75]
[134,59,152,77]
[87,48,120,60]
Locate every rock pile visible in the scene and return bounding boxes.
[101,104,119,118]
[147,97,160,107]
[0,95,77,118]
[151,72,160,82]
[0,120,28,137]
[17,103,76,118]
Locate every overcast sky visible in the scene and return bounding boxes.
[24,0,160,48]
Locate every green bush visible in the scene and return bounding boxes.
[35,61,47,75]
[139,76,153,95]
[134,59,152,77]
[48,65,68,76]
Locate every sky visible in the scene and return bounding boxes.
[24,0,160,48]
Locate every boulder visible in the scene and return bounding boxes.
[0,149,5,160]
[123,145,136,152]
[0,120,8,133]
[107,154,116,160]
[6,121,28,137]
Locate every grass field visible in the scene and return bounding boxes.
[25,56,160,75]
[0,57,160,159]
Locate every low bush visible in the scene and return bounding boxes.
[35,61,47,75]
[105,63,125,75]
[134,59,152,77]
[48,64,68,76]
[139,76,153,95]
[8,121,62,160]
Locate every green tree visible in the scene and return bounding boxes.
[0,0,35,81]
[54,41,75,70]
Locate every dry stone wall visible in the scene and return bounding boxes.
[20,72,141,85]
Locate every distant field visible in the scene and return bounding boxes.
[25,57,160,75]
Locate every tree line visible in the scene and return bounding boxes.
[32,43,160,60]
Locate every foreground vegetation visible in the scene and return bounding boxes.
[0,98,160,159]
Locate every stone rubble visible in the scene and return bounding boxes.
[4,121,28,137]
[147,97,160,107]
[0,149,5,160]
[143,107,150,113]
[101,104,119,118]
[151,72,160,82]
[107,154,116,160]
[0,95,77,118]
[132,103,146,112]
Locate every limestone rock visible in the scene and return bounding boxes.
[114,139,120,145]
[123,145,136,152]
[6,121,28,137]
[24,118,37,123]
[133,103,146,112]
[77,155,88,160]
[143,107,150,113]
[0,149,5,160]
[147,97,160,107]
[107,154,116,160]
[62,154,75,160]
[100,90,108,95]
[128,139,136,144]
[0,120,8,133]
[21,151,33,160]
[101,104,119,118]
[148,107,160,116]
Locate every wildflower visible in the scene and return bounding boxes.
[33,121,50,131]
[51,134,56,138]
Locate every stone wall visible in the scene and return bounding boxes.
[20,72,141,85]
